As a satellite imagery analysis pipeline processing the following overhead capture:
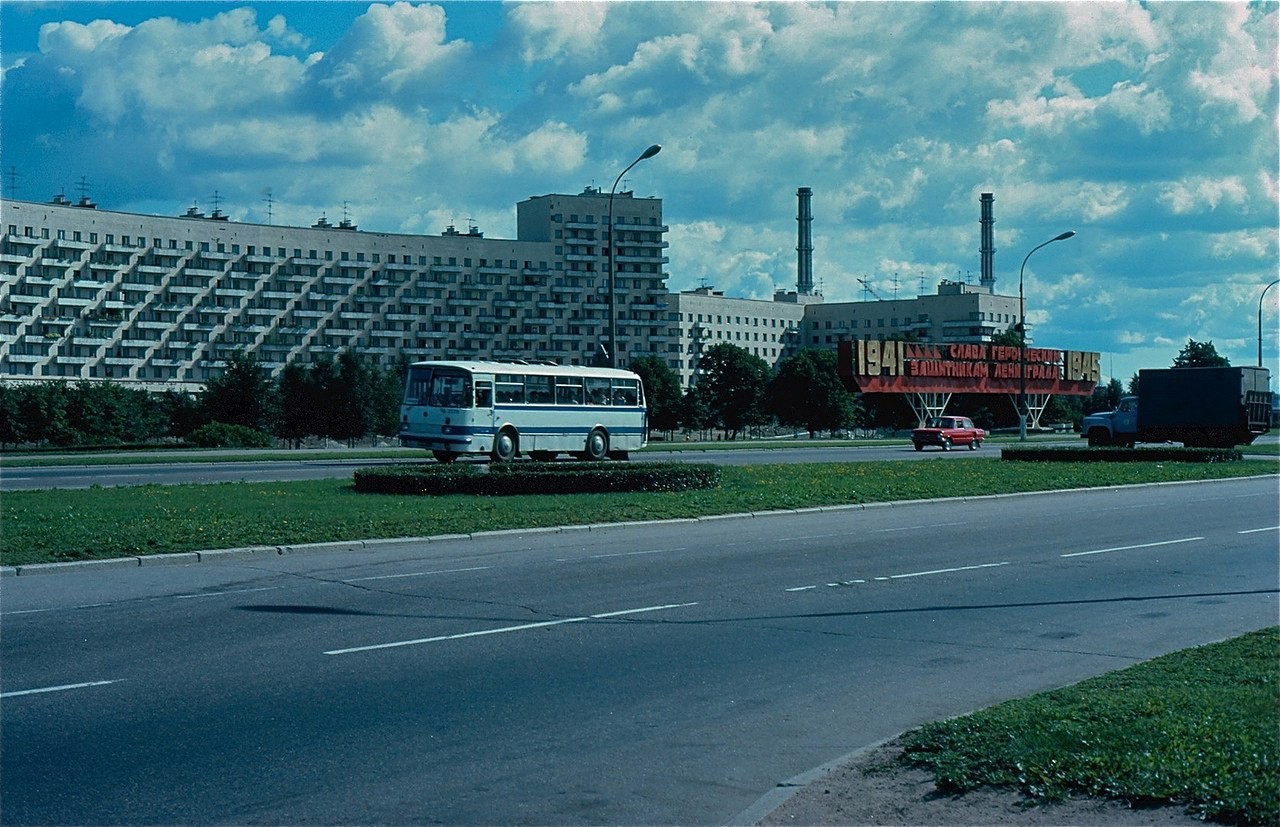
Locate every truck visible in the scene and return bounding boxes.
[1081,366,1272,448]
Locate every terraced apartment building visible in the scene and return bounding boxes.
[0,189,671,391]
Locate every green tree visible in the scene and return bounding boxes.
[1172,339,1230,368]
[200,350,272,431]
[628,355,682,436]
[680,386,713,440]
[330,349,372,445]
[989,327,1024,348]
[275,361,314,447]
[694,343,771,439]
[0,383,25,448]
[1085,377,1124,413]
[367,360,405,440]
[766,348,862,437]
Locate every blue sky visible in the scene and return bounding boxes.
[2,1,1277,384]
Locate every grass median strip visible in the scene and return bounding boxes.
[2,458,1275,567]
[901,627,1280,825]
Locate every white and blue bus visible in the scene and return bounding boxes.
[399,360,647,462]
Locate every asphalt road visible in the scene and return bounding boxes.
[3,477,1276,825]
[0,442,1022,491]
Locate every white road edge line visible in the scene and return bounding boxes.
[1062,537,1204,558]
[1238,526,1279,534]
[2,680,118,698]
[324,602,699,656]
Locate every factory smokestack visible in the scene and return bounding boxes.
[979,192,996,293]
[796,187,814,295]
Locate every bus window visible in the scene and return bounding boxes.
[495,374,524,404]
[475,380,493,408]
[526,375,553,404]
[428,371,470,408]
[555,376,584,405]
[405,366,433,404]
[613,378,639,406]
[585,377,611,405]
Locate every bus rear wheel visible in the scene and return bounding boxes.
[492,428,518,462]
[432,450,458,464]
[583,428,608,461]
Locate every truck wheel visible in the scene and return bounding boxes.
[1087,430,1110,447]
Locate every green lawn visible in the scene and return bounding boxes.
[903,627,1280,825]
[3,457,1275,566]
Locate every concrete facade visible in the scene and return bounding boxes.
[0,190,669,391]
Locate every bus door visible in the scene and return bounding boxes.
[473,376,495,431]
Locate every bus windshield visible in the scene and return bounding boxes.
[427,369,471,409]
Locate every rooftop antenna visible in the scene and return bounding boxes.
[919,270,926,296]
[263,188,274,225]
[893,272,900,300]
[210,190,224,219]
[5,166,17,199]
[76,176,96,208]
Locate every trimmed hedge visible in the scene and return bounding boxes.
[353,461,721,496]
[1002,446,1243,463]
[186,422,273,449]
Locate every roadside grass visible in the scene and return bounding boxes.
[902,627,1280,825]
[2,457,1274,566]
[0,432,1083,466]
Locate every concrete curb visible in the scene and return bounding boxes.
[725,736,899,827]
[6,474,1274,576]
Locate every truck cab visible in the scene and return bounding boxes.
[1083,397,1138,447]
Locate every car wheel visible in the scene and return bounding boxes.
[913,443,923,452]
[968,439,979,450]
[942,438,952,451]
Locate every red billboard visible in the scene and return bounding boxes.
[838,340,1100,395]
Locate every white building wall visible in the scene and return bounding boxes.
[1,191,671,391]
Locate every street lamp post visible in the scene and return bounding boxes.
[1259,279,1279,367]
[606,144,662,368]
[1018,230,1076,440]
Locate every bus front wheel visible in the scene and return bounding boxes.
[584,428,609,461]
[492,428,518,462]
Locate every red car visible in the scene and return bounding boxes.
[912,416,985,451]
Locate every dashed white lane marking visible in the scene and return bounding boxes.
[588,547,687,560]
[787,563,1005,591]
[175,586,281,599]
[343,566,491,583]
[887,562,1009,579]
[323,602,699,656]
[1061,537,1204,558]
[1238,526,1279,534]
[2,680,119,699]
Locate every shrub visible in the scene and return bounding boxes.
[354,461,721,496]
[1001,446,1242,463]
[186,422,273,449]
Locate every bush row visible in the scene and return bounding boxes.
[1001,446,1243,463]
[353,461,722,496]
